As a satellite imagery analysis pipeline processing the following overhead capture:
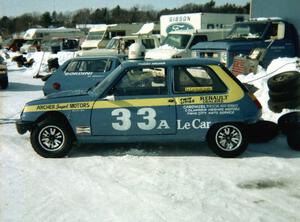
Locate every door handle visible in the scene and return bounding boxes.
[168,99,175,103]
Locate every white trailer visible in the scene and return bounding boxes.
[251,0,300,55]
[23,28,85,40]
[160,12,249,38]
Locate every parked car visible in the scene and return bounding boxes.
[0,56,8,89]
[43,55,126,95]
[16,58,262,158]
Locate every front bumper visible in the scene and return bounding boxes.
[16,120,35,134]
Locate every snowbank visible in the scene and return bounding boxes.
[237,57,299,121]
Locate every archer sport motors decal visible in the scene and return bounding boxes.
[110,108,210,131]
[24,102,92,112]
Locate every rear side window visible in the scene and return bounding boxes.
[65,59,110,73]
[173,66,226,93]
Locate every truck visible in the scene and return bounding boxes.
[80,23,160,50]
[251,0,300,54]
[145,29,228,59]
[160,12,248,39]
[192,0,300,68]
[145,12,247,60]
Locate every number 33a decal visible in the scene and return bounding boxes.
[111,108,157,131]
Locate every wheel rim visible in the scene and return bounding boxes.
[215,125,242,151]
[38,125,65,152]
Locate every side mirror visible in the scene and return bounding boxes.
[276,23,285,40]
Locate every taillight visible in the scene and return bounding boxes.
[52,82,61,90]
[249,93,262,109]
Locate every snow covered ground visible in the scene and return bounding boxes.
[1,52,300,222]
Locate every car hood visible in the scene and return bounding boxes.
[45,89,89,99]
[145,45,183,59]
[192,39,262,51]
[26,90,92,107]
[81,40,99,49]
[78,48,121,57]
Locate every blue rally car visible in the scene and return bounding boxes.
[16,58,262,158]
[43,55,126,95]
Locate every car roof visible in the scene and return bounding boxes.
[75,54,127,60]
[120,58,220,68]
[112,35,157,40]
[168,30,196,35]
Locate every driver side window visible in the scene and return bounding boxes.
[114,67,167,96]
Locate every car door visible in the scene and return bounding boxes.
[91,66,177,136]
[172,65,228,139]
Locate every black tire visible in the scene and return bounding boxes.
[267,71,300,92]
[247,120,279,143]
[207,123,248,158]
[268,88,300,102]
[30,119,74,158]
[268,98,300,113]
[278,112,300,135]
[0,76,8,89]
[287,129,300,151]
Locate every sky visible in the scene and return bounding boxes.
[0,0,249,17]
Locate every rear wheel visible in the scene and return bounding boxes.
[207,123,248,158]
[30,119,73,158]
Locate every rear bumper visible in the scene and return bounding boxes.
[16,120,35,134]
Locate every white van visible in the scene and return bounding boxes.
[78,23,160,57]
[80,23,153,50]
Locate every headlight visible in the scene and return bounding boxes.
[220,51,228,65]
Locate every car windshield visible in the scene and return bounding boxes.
[106,39,118,49]
[226,22,268,39]
[86,31,105,40]
[91,65,122,95]
[162,34,191,49]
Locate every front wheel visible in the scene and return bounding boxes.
[30,120,74,158]
[207,123,248,158]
